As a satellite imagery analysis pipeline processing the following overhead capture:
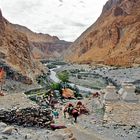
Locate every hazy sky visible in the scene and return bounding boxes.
[0,0,107,41]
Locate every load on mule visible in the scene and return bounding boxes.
[63,101,89,123]
[75,101,89,115]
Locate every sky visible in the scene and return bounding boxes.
[0,0,108,41]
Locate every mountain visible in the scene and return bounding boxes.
[66,0,140,67]
[0,9,45,83]
[11,24,71,60]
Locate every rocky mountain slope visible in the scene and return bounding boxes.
[0,9,45,83]
[66,0,140,67]
[12,24,71,60]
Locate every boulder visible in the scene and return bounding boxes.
[2,126,15,135]
[62,88,75,99]
[0,122,7,128]
[25,134,32,139]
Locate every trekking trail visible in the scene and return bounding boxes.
[54,100,108,140]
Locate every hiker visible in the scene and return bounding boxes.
[71,108,79,123]
[63,103,74,118]
[63,103,80,123]
[93,92,100,98]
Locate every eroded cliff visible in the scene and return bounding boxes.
[66,0,140,67]
[12,24,71,60]
[0,9,45,83]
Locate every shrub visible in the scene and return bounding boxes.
[51,82,61,90]
[58,71,69,82]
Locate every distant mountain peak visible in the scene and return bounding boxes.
[11,23,71,60]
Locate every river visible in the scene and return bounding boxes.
[49,66,98,93]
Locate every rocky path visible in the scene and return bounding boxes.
[52,98,107,140]
[69,126,102,140]
[0,93,140,140]
[56,97,140,140]
[0,93,103,140]
[0,80,140,140]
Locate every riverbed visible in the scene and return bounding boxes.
[49,65,99,93]
[49,64,140,93]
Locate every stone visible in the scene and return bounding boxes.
[0,107,53,128]
[63,132,73,139]
[25,134,32,139]
[2,126,15,135]
[114,6,124,16]
[118,83,126,96]
[0,122,7,128]
[137,121,140,127]
[104,85,119,102]
[0,136,8,140]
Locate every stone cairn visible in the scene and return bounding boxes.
[104,85,119,102]
[0,107,53,128]
[104,82,138,103]
[119,82,138,102]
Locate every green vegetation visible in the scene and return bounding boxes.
[58,70,69,82]
[50,82,61,90]
[36,75,50,88]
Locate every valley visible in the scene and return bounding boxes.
[0,61,140,140]
[0,0,140,139]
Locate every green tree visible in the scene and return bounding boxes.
[58,71,69,82]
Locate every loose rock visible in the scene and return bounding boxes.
[2,126,15,135]
[0,122,7,128]
[24,134,32,139]
[0,107,53,128]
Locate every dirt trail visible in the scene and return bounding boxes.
[69,125,103,140]
[55,99,106,140]
[56,115,104,140]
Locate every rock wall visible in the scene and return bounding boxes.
[66,0,140,67]
[0,107,53,128]
[12,24,71,60]
[0,10,45,82]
